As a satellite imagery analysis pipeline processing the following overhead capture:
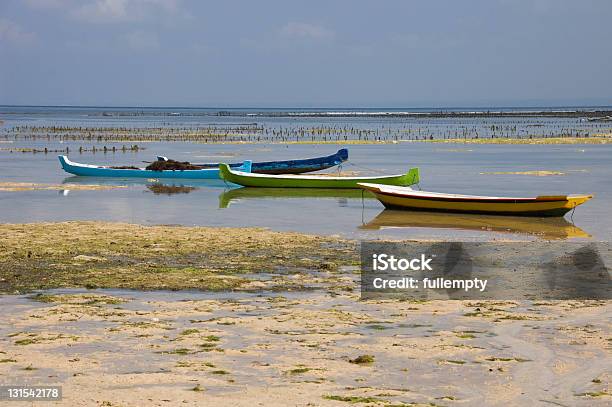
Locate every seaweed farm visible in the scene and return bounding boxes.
[3,120,612,144]
[0,145,144,155]
[2,106,612,144]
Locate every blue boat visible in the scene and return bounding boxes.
[160,148,348,174]
[58,155,252,179]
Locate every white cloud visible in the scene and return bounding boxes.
[240,22,335,53]
[72,0,130,22]
[25,0,184,24]
[0,19,37,45]
[279,22,334,41]
[124,30,159,50]
[23,0,70,9]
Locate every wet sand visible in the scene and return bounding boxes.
[0,222,610,406]
[0,291,609,406]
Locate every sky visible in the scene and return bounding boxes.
[1,0,611,107]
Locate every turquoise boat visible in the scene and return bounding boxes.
[59,155,252,179]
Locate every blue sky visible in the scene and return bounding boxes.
[1,0,611,107]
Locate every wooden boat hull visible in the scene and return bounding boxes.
[59,156,251,179]
[219,164,419,189]
[358,183,593,217]
[361,209,590,239]
[182,148,348,174]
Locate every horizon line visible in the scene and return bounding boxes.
[2,104,612,111]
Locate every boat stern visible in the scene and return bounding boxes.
[403,168,420,186]
[219,163,233,181]
[566,194,594,208]
[337,148,349,162]
[240,160,253,173]
[357,183,384,194]
[58,155,70,170]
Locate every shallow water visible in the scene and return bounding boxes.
[1,141,610,241]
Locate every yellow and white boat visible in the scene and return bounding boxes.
[358,183,593,217]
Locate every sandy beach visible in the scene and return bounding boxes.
[0,286,609,406]
[0,222,609,406]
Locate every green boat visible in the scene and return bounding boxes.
[219,163,419,189]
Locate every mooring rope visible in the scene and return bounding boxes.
[361,189,366,225]
[345,161,393,175]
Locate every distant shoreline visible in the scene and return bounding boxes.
[1,105,612,119]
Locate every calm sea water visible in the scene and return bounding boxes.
[1,106,610,241]
[1,141,610,241]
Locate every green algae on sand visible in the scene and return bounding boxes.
[0,221,356,293]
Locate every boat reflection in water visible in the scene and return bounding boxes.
[61,176,228,195]
[361,209,590,240]
[218,187,372,208]
[145,184,197,195]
